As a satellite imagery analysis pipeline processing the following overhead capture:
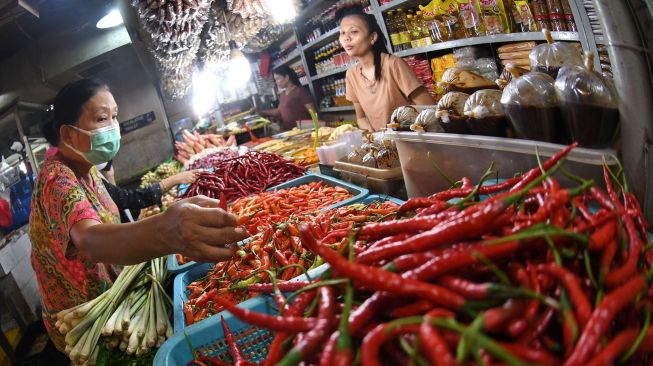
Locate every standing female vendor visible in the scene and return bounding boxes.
[258,66,315,131]
[30,78,247,352]
[339,7,435,131]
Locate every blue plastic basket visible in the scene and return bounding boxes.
[265,173,369,209]
[359,194,405,206]
[157,295,276,366]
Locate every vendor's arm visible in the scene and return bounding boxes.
[70,196,246,265]
[158,170,201,193]
[258,108,282,118]
[408,86,435,105]
[391,56,435,106]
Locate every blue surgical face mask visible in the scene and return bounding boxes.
[65,124,121,165]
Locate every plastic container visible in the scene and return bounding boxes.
[384,131,618,198]
[555,52,619,148]
[333,159,404,196]
[501,71,562,143]
[265,173,369,209]
[316,142,348,166]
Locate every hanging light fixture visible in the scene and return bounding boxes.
[192,68,219,116]
[264,0,296,23]
[228,40,252,83]
[96,8,123,29]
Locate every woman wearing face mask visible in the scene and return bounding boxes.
[30,79,247,352]
[339,7,435,131]
[258,66,315,131]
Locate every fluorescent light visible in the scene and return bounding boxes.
[265,0,296,23]
[96,9,123,29]
[192,69,219,116]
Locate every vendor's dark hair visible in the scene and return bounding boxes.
[272,65,300,86]
[336,5,389,81]
[42,78,110,147]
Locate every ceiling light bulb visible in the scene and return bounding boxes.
[192,69,219,116]
[228,40,252,83]
[264,0,296,23]
[96,9,124,29]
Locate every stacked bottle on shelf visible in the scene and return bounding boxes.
[385,0,577,53]
[319,77,350,109]
[292,64,308,85]
[271,41,299,69]
[302,0,371,44]
[313,41,357,75]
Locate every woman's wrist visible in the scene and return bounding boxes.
[159,178,168,193]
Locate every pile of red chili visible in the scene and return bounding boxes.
[202,143,653,366]
[183,200,399,326]
[181,151,306,202]
[231,181,354,235]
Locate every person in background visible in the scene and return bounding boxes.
[43,118,202,223]
[258,66,316,130]
[338,6,435,131]
[31,78,246,352]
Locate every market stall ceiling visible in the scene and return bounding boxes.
[0,0,114,62]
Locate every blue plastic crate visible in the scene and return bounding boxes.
[359,194,405,206]
[156,296,275,366]
[265,173,369,209]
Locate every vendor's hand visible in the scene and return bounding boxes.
[159,195,247,263]
[172,170,202,185]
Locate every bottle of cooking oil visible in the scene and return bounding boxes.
[439,0,468,40]
[416,11,434,47]
[457,0,485,36]
[396,9,413,50]
[386,11,401,52]
[406,15,420,48]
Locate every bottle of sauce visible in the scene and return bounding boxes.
[546,0,566,31]
[457,0,485,36]
[560,0,577,31]
[531,0,550,31]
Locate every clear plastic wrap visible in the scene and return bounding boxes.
[388,105,419,131]
[437,67,496,94]
[411,108,445,133]
[464,89,508,137]
[529,29,582,78]
[501,71,561,142]
[495,64,529,89]
[554,52,619,147]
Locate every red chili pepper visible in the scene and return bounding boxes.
[564,275,645,366]
[185,356,231,366]
[300,224,465,310]
[194,288,217,308]
[356,200,511,265]
[184,303,194,326]
[483,299,525,334]
[220,316,255,366]
[509,143,578,193]
[361,323,420,366]
[585,328,638,366]
[420,309,456,366]
[276,287,336,366]
[383,243,472,273]
[499,342,561,366]
[389,300,433,318]
[213,297,317,332]
[588,218,617,251]
[358,215,444,240]
[273,249,289,267]
[319,331,339,366]
[591,187,644,288]
[537,263,592,328]
[518,307,556,345]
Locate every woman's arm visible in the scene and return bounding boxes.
[159,170,200,193]
[258,108,282,118]
[353,103,374,131]
[408,86,436,105]
[70,195,247,265]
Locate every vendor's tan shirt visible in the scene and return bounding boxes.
[345,53,423,131]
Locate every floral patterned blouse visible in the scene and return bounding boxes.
[29,154,121,351]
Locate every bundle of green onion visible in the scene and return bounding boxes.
[54,257,172,366]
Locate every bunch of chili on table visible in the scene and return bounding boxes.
[181,151,306,201]
[182,200,399,326]
[202,143,653,366]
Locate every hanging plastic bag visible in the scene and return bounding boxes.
[529,29,582,78]
[501,69,561,142]
[464,89,508,136]
[554,52,619,147]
